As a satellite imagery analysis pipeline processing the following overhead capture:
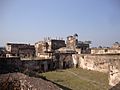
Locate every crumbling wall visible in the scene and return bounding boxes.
[6,43,35,58]
[0,57,55,74]
[22,59,54,72]
[72,54,120,73]
[59,54,73,69]
[91,48,120,54]
[109,59,120,86]
[72,54,120,87]
[0,57,22,74]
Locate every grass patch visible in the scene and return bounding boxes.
[41,68,109,90]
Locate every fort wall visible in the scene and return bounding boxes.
[0,57,55,74]
[72,54,120,73]
[109,59,120,86]
[72,54,120,86]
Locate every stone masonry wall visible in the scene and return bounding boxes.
[109,59,120,86]
[1,55,120,87]
[0,57,22,74]
[72,54,120,73]
[0,57,55,74]
[72,54,120,87]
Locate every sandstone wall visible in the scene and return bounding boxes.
[59,53,73,69]
[109,59,120,86]
[72,54,120,87]
[91,48,120,54]
[22,60,51,72]
[72,54,120,73]
[0,54,73,74]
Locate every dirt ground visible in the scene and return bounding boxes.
[0,72,61,90]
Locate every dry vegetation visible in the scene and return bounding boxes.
[41,68,110,90]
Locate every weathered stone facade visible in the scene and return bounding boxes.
[66,35,90,54]
[2,35,120,88]
[109,59,120,86]
[58,53,74,69]
[91,48,120,54]
[6,43,35,58]
[72,53,120,87]
[66,35,77,49]
[0,57,21,74]
[0,57,58,73]
[72,54,120,73]
[35,39,66,59]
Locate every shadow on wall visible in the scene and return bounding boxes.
[0,58,21,74]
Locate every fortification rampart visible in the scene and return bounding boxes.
[0,57,55,74]
[109,59,120,86]
[72,54,120,87]
[72,54,120,73]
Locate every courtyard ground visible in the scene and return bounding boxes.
[41,68,110,90]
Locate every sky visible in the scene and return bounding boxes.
[0,0,120,47]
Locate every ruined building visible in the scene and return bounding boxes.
[91,48,120,54]
[1,34,120,88]
[72,41,120,87]
[66,34,90,54]
[109,59,120,87]
[35,39,66,59]
[6,43,35,58]
[34,34,92,69]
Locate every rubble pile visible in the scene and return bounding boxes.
[0,73,61,90]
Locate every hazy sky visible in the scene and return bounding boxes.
[0,0,120,47]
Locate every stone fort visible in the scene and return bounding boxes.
[0,34,120,88]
